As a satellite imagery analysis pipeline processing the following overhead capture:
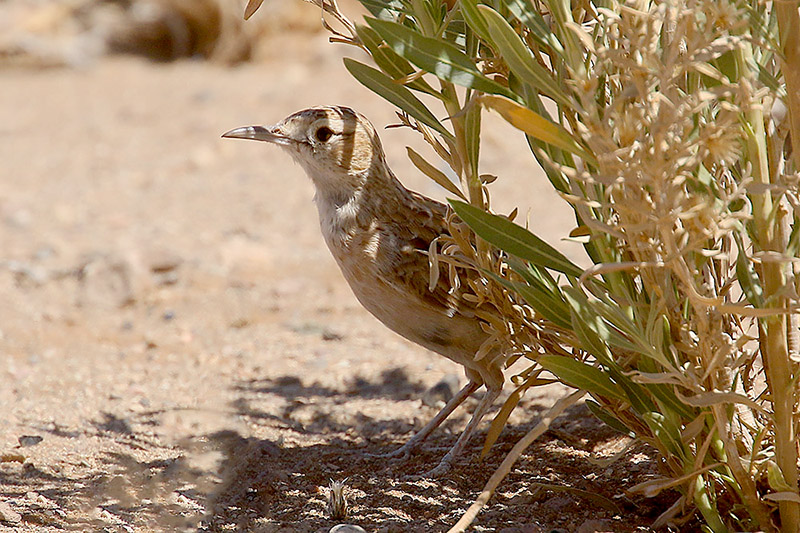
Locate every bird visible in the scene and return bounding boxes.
[223,106,505,476]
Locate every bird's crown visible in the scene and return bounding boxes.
[280,106,385,174]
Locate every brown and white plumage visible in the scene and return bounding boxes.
[223,106,504,476]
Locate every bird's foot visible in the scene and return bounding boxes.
[405,456,454,480]
[366,440,419,461]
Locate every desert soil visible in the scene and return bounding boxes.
[1,18,680,533]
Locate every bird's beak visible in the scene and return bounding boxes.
[221,125,290,145]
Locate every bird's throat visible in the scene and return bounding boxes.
[314,188,365,245]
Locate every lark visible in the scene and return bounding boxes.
[223,106,504,476]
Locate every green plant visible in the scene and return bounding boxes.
[247,0,800,530]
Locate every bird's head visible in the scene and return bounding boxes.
[223,106,387,194]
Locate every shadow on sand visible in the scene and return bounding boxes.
[0,368,683,532]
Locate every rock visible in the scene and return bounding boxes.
[144,248,182,274]
[542,494,574,511]
[153,270,179,285]
[6,260,49,286]
[329,525,367,533]
[18,435,43,447]
[0,500,21,524]
[322,329,343,341]
[229,317,250,329]
[498,525,544,533]
[575,519,614,533]
[77,255,135,308]
[34,245,56,261]
[374,523,406,533]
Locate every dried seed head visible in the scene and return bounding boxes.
[327,479,348,520]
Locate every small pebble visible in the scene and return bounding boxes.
[34,245,56,261]
[0,500,21,524]
[575,519,614,533]
[7,260,49,285]
[155,271,179,285]
[374,523,405,533]
[322,329,343,341]
[498,525,545,533]
[18,435,43,447]
[230,317,250,329]
[146,249,182,273]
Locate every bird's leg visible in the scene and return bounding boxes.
[372,380,480,460]
[420,384,502,478]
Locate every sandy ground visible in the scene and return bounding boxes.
[0,18,677,533]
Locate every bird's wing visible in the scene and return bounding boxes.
[374,191,482,320]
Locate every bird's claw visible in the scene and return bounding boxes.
[366,442,417,461]
[405,459,453,480]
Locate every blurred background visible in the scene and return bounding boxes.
[0,0,323,66]
[0,1,586,531]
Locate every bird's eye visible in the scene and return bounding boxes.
[315,126,334,142]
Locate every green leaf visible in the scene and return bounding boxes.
[768,461,796,492]
[356,24,439,96]
[648,382,697,420]
[734,233,764,307]
[591,294,673,368]
[406,147,465,199]
[511,256,559,291]
[493,273,572,329]
[562,288,656,414]
[367,18,519,99]
[449,199,584,278]
[358,0,407,20]
[538,355,626,401]
[643,411,685,459]
[513,85,573,195]
[692,475,729,533]
[477,5,573,109]
[757,56,782,93]
[563,287,620,360]
[459,0,492,42]
[479,94,595,164]
[543,0,583,73]
[507,259,572,329]
[787,213,800,258]
[464,101,482,181]
[616,379,656,416]
[502,0,562,52]
[343,58,454,141]
[585,399,634,436]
